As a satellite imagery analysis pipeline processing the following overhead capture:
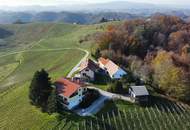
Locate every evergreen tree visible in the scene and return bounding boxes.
[47,89,57,114]
[29,69,52,111]
[99,17,108,23]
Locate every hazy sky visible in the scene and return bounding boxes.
[0,0,189,6]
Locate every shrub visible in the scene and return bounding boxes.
[107,80,124,94]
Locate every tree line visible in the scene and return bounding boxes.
[93,15,190,102]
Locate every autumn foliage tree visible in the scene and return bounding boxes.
[151,51,187,99]
[93,15,190,102]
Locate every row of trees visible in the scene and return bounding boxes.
[93,15,190,102]
[29,69,57,114]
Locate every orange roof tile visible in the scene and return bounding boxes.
[98,57,110,65]
[99,57,120,77]
[80,59,99,72]
[105,60,119,76]
[55,78,80,98]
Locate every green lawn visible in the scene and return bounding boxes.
[0,49,85,91]
[0,22,189,130]
[0,62,19,82]
[0,22,99,130]
[0,83,86,130]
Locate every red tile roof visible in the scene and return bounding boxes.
[98,57,109,66]
[98,57,120,76]
[80,59,99,72]
[55,78,80,98]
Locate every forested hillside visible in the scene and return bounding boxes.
[93,15,190,102]
[0,11,138,24]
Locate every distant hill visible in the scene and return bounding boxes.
[0,11,139,24]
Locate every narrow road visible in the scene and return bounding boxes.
[88,86,134,103]
[75,95,108,116]
[66,49,89,78]
[75,87,134,116]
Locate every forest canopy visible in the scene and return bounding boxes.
[93,15,190,102]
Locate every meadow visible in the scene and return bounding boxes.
[0,22,189,130]
[0,22,103,130]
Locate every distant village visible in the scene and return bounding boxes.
[54,57,149,116]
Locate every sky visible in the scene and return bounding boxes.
[0,0,189,6]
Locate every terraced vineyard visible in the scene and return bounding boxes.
[0,22,190,130]
[78,99,190,130]
[0,22,106,130]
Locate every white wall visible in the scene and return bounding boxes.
[62,87,87,110]
[80,68,95,81]
[98,62,105,69]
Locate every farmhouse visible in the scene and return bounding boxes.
[79,59,100,81]
[129,86,149,102]
[98,57,127,79]
[55,78,87,110]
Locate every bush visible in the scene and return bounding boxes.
[107,80,124,94]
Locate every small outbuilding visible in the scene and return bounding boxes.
[129,86,149,102]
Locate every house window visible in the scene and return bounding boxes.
[86,69,89,72]
[70,91,78,98]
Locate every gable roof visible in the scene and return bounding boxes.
[98,57,109,66]
[55,78,80,98]
[105,60,120,76]
[80,59,99,72]
[98,57,121,76]
[130,86,149,96]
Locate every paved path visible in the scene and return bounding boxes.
[89,86,134,103]
[66,49,89,78]
[74,95,108,116]
[74,87,134,116]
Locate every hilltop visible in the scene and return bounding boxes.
[0,18,190,130]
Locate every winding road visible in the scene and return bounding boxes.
[66,49,89,78]
[0,46,132,116]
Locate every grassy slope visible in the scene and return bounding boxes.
[0,22,107,130]
[1,21,189,130]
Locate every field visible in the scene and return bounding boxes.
[78,99,190,130]
[0,22,190,130]
[0,22,105,130]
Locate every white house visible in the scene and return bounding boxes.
[98,57,127,79]
[55,78,87,110]
[129,86,149,102]
[79,59,99,81]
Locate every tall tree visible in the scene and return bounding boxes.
[152,51,186,99]
[47,89,57,114]
[29,69,52,111]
